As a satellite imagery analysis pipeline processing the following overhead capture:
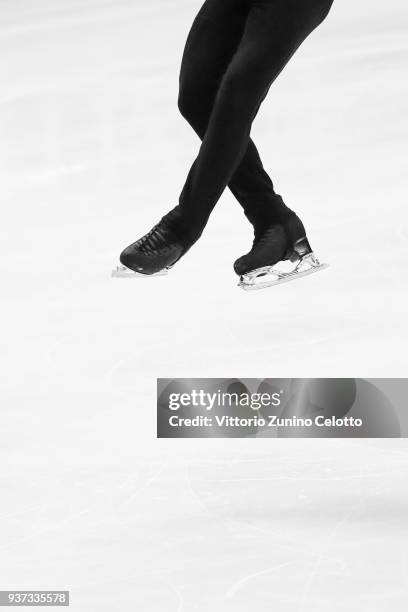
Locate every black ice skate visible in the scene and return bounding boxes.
[234,214,328,291]
[113,216,186,278]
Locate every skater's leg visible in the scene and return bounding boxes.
[178,0,291,234]
[178,0,249,138]
[118,0,334,276]
[177,0,334,240]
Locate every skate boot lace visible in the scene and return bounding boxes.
[138,219,177,255]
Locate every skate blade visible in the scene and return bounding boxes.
[111,265,169,278]
[238,253,329,291]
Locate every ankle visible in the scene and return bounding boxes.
[162,206,203,248]
[245,205,295,232]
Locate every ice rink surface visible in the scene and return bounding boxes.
[1,0,408,610]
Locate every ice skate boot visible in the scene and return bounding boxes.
[234,214,328,291]
[113,209,193,277]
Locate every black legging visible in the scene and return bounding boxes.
[176,0,334,241]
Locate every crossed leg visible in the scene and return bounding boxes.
[178,0,290,236]
[119,0,333,276]
[175,0,333,242]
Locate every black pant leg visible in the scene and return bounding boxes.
[177,0,333,239]
[178,0,291,236]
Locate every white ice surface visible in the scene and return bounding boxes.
[1,0,408,610]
